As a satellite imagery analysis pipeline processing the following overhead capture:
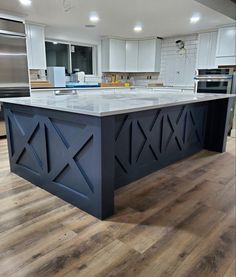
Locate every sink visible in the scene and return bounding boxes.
[54,90,77,96]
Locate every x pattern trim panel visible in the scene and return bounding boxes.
[115,104,208,187]
[4,107,104,216]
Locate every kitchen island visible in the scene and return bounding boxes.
[1,90,235,219]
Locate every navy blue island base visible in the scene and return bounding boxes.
[2,97,234,219]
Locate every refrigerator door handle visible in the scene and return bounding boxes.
[0,30,26,38]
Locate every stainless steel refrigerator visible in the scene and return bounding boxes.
[0,18,30,136]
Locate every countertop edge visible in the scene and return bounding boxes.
[1,94,235,117]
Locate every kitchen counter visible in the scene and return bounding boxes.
[1,90,235,117]
[1,90,235,219]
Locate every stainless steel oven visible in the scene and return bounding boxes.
[194,69,234,94]
[0,17,30,137]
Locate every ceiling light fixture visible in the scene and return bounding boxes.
[89,15,99,23]
[190,15,200,24]
[53,42,58,45]
[19,0,32,6]
[134,25,142,32]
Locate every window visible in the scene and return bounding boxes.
[45,42,70,74]
[45,41,96,75]
[71,45,93,75]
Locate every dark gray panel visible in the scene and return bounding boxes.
[4,104,114,219]
[114,103,208,188]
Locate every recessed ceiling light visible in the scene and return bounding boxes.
[134,25,142,32]
[89,15,99,23]
[19,0,32,6]
[190,16,200,24]
[53,42,58,45]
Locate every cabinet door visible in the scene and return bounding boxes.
[155,38,162,72]
[26,24,46,70]
[138,39,156,72]
[109,39,126,72]
[216,26,236,57]
[125,40,138,72]
[208,32,218,68]
[25,24,33,69]
[197,33,211,68]
[197,32,217,69]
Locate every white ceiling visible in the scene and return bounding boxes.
[0,0,234,38]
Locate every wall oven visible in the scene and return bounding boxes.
[194,69,234,94]
[194,68,236,136]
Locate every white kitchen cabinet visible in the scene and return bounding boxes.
[138,38,161,72]
[216,26,236,66]
[155,38,162,72]
[26,24,47,70]
[102,38,126,72]
[138,39,155,72]
[125,40,138,72]
[102,37,161,73]
[196,32,218,69]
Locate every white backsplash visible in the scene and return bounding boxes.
[29,69,47,81]
[102,72,161,86]
[158,35,198,87]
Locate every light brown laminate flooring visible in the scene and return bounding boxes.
[0,138,235,277]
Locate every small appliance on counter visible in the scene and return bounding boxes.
[71,69,85,83]
[47,67,66,88]
[194,68,234,94]
[68,69,100,88]
[0,17,30,137]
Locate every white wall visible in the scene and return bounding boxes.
[45,26,102,77]
[158,35,198,87]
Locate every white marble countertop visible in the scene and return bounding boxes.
[1,90,235,117]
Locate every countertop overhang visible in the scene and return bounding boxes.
[0,90,235,117]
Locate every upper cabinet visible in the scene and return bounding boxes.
[216,26,236,66]
[196,32,218,69]
[102,38,126,72]
[126,40,139,72]
[138,39,161,72]
[102,37,162,73]
[26,24,47,70]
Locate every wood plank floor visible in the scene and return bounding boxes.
[0,138,235,277]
